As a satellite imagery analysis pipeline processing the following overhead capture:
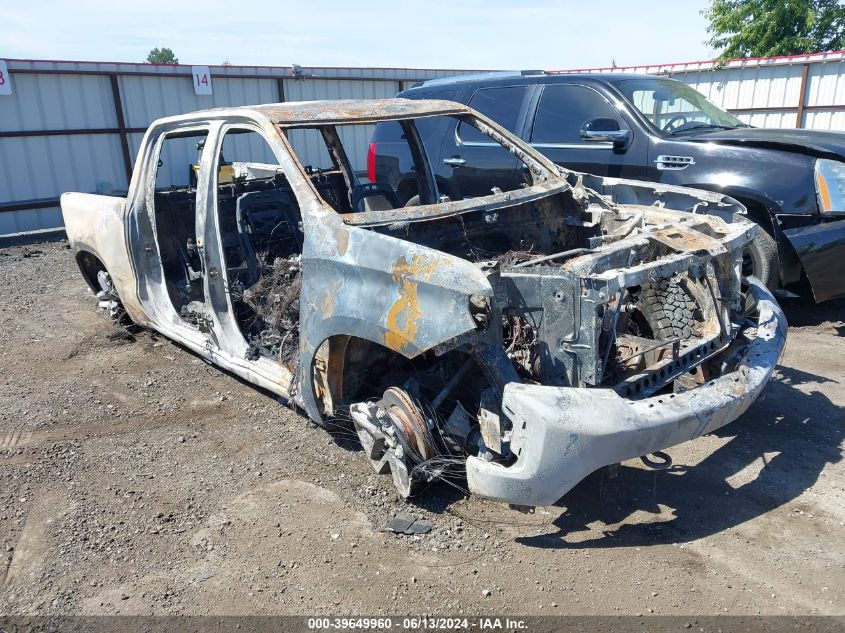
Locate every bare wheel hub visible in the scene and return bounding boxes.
[349,387,440,498]
[381,387,437,463]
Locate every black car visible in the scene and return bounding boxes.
[368,72,845,302]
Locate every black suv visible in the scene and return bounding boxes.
[369,72,845,302]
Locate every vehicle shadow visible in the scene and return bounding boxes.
[515,366,844,549]
[780,296,845,333]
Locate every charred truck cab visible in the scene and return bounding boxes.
[61,99,787,508]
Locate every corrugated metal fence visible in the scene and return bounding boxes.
[0,59,484,234]
[3,52,845,235]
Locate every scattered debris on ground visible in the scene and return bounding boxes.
[384,513,433,535]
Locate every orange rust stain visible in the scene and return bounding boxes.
[385,280,421,352]
[335,230,349,256]
[384,254,439,353]
[651,226,722,252]
[325,221,349,256]
[320,280,341,317]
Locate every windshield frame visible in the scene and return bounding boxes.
[275,110,563,224]
[608,77,749,136]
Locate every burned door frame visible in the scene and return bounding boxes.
[199,119,307,395]
[131,122,216,353]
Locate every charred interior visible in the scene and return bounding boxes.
[151,131,210,321]
[215,167,304,364]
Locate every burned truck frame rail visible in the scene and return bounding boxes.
[60,98,788,508]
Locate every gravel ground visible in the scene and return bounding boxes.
[0,240,843,616]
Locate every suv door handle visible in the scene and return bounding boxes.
[580,129,631,148]
[443,156,466,167]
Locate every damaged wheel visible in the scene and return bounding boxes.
[741,223,780,291]
[741,227,779,314]
[95,270,127,322]
[381,387,438,464]
[350,387,444,498]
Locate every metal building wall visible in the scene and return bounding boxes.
[677,64,806,128]
[0,71,127,233]
[0,59,485,235]
[5,53,845,235]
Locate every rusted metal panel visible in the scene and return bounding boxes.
[259,97,464,125]
[648,224,726,253]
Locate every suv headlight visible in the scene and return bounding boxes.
[814,159,845,215]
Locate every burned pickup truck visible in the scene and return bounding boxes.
[61,98,787,507]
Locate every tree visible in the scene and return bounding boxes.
[146,47,179,64]
[704,0,845,58]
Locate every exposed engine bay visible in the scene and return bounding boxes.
[212,112,761,503]
[321,174,754,501]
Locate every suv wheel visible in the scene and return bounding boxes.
[742,224,780,290]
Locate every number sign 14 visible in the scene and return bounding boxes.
[192,66,213,95]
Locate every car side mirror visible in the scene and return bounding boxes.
[580,117,631,148]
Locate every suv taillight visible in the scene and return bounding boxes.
[367,142,377,183]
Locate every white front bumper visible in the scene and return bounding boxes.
[466,278,788,507]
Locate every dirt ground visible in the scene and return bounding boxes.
[0,240,843,617]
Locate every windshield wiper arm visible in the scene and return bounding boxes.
[670,123,737,135]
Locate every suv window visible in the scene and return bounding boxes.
[372,88,457,143]
[370,116,444,145]
[530,84,628,144]
[458,86,528,143]
[610,77,744,133]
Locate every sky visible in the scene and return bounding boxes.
[4,0,715,69]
